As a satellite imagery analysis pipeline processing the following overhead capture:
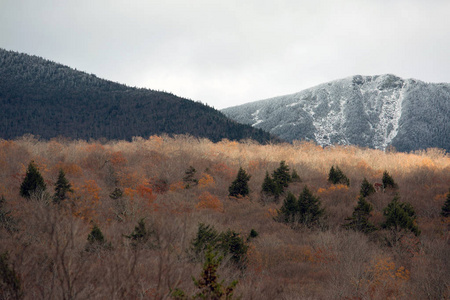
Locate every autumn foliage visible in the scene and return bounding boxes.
[0,135,449,299]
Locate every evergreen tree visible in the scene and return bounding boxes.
[191,223,249,269]
[297,186,324,226]
[86,224,112,251]
[53,169,73,204]
[191,223,220,256]
[20,161,47,199]
[381,194,420,246]
[228,167,251,197]
[272,161,291,192]
[343,195,377,234]
[125,218,155,248]
[219,230,249,268]
[328,165,350,186]
[440,189,450,218]
[382,171,398,189]
[183,166,198,189]
[261,171,277,196]
[290,169,301,182]
[172,247,238,300]
[277,192,298,223]
[360,178,376,197]
[109,187,123,200]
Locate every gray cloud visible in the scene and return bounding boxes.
[1,0,449,108]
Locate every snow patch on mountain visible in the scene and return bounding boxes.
[222,74,450,152]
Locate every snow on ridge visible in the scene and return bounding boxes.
[373,82,406,149]
[251,109,263,126]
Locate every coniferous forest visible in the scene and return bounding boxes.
[0,135,449,299]
[0,48,276,144]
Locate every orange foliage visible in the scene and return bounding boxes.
[265,208,278,219]
[211,162,234,180]
[196,191,223,212]
[110,151,127,166]
[169,181,185,192]
[365,256,410,299]
[317,184,349,196]
[53,162,83,177]
[247,160,262,173]
[198,173,215,188]
[72,179,101,222]
[137,183,157,204]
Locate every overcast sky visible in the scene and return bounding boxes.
[1,0,449,109]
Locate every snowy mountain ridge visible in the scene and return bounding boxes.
[222,74,450,152]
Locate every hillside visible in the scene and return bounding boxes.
[222,74,450,152]
[0,136,448,299]
[0,48,276,143]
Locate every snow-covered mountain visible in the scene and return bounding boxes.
[222,75,450,152]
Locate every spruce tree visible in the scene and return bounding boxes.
[291,169,301,182]
[172,247,238,300]
[343,195,377,234]
[277,192,298,223]
[328,165,350,186]
[86,224,112,251]
[261,171,277,196]
[228,167,251,197]
[441,189,450,218]
[125,219,155,248]
[297,186,324,226]
[381,194,420,246]
[183,166,198,189]
[272,161,291,192]
[382,171,398,189]
[20,161,47,199]
[53,169,73,204]
[360,178,376,197]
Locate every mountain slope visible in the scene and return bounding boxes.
[0,48,276,143]
[222,75,450,152]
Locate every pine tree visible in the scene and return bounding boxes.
[125,218,155,249]
[272,161,291,192]
[183,166,198,189]
[191,223,220,256]
[290,169,301,182]
[297,186,324,226]
[381,194,420,246]
[172,247,238,300]
[382,171,398,189]
[228,167,251,197]
[53,169,73,204]
[86,224,112,252]
[328,165,350,186]
[261,171,277,196]
[277,192,298,223]
[360,178,376,197]
[441,189,450,218]
[343,195,377,234]
[20,161,47,199]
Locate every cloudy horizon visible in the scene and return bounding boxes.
[1,0,449,109]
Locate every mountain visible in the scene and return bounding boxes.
[0,48,276,143]
[222,74,450,152]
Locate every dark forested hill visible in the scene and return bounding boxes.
[0,48,276,143]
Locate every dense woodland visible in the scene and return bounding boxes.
[0,135,449,299]
[0,48,276,143]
